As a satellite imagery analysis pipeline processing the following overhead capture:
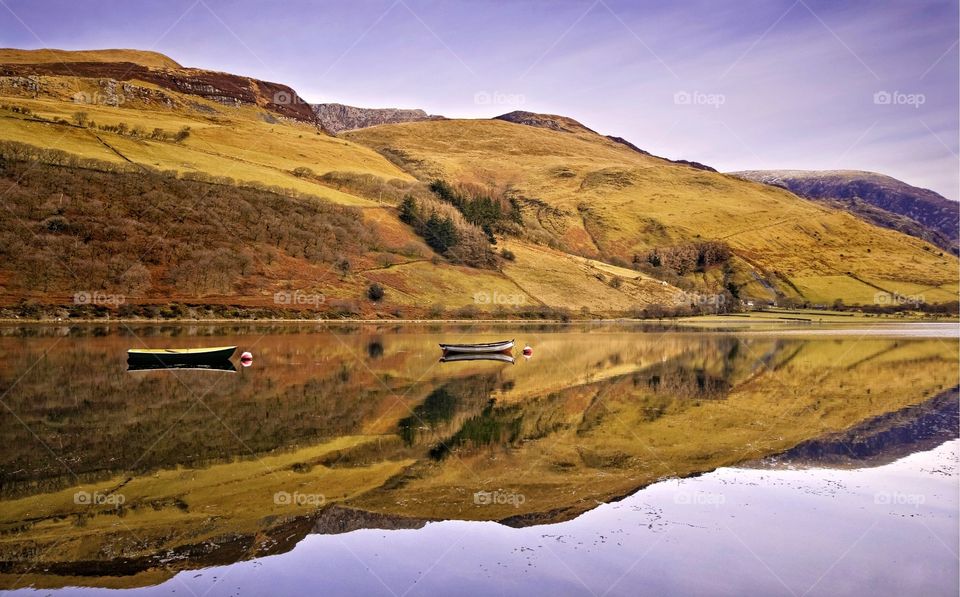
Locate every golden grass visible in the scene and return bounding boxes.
[346,119,959,304]
[499,240,683,310]
[0,96,411,207]
[1,78,955,308]
[0,48,182,68]
[0,435,412,564]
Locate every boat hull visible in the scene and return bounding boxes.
[438,339,514,354]
[126,346,237,366]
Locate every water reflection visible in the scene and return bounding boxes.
[0,323,956,591]
[126,361,237,373]
[440,352,516,363]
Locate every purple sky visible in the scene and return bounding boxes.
[2,0,958,199]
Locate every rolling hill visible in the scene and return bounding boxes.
[0,48,956,315]
[346,117,959,306]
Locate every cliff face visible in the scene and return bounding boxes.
[313,102,442,133]
[0,59,316,122]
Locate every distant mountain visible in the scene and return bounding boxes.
[495,111,716,171]
[731,170,959,253]
[313,103,443,133]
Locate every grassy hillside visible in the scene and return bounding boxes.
[346,119,959,306]
[0,48,181,68]
[0,48,955,313]
[0,50,693,316]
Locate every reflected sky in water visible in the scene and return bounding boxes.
[0,323,956,595]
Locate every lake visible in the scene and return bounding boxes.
[0,322,957,595]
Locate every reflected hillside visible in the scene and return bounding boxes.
[0,325,956,590]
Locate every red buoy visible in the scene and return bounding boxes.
[522,345,533,357]
[240,351,253,367]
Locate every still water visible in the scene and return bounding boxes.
[0,322,957,595]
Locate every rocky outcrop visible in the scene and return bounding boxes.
[495,110,596,134]
[495,111,717,172]
[312,504,432,534]
[732,169,959,253]
[0,60,316,122]
[312,103,442,133]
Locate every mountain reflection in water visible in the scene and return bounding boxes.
[0,323,956,591]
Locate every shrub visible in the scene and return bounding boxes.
[396,194,496,268]
[292,166,315,178]
[367,282,385,302]
[500,248,516,261]
[0,142,387,297]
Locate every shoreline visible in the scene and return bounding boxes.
[0,314,956,327]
